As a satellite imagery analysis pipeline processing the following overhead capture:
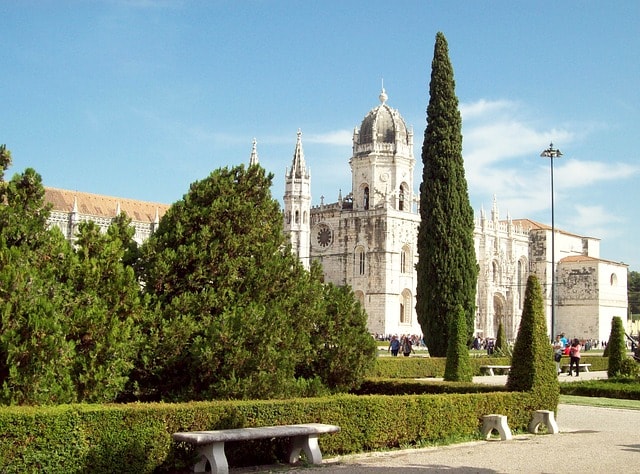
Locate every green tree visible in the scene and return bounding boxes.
[0,159,77,405]
[67,218,147,403]
[300,264,377,392]
[607,316,627,378]
[136,164,374,400]
[416,32,478,357]
[628,270,640,317]
[506,275,559,408]
[495,322,506,355]
[444,305,473,382]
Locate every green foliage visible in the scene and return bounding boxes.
[495,322,506,352]
[300,268,377,392]
[416,32,477,357]
[68,218,147,403]
[444,305,473,382]
[607,316,628,378]
[0,391,546,472]
[0,148,145,405]
[368,356,512,379]
[628,270,640,315]
[135,165,375,400]
[560,378,640,400]
[506,275,559,408]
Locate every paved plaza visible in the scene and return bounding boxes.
[235,372,640,473]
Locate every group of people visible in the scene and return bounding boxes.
[553,332,582,376]
[387,335,416,357]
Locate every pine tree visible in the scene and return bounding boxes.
[416,32,478,357]
[506,275,559,408]
[444,305,473,382]
[136,164,376,400]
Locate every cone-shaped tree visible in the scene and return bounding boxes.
[444,305,473,382]
[416,32,478,357]
[495,322,506,355]
[607,316,627,378]
[506,275,559,408]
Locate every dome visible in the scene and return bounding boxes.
[357,88,410,146]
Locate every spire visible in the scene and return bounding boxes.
[115,201,121,216]
[249,138,259,167]
[491,194,499,221]
[288,129,308,179]
[72,195,78,214]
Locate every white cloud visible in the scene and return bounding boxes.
[565,204,624,240]
[556,159,639,189]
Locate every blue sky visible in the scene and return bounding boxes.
[2,1,639,270]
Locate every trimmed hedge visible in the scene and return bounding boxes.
[367,355,609,379]
[368,356,512,378]
[560,378,640,400]
[0,391,549,473]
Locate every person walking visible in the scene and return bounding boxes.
[568,338,582,376]
[400,335,413,357]
[388,335,400,357]
[553,334,565,375]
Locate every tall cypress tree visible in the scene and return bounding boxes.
[416,32,478,356]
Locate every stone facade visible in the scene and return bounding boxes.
[40,90,628,343]
[283,89,628,341]
[44,187,169,245]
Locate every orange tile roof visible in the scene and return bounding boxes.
[45,187,170,223]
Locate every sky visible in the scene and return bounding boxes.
[2,1,639,270]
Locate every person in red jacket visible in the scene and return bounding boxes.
[568,338,582,376]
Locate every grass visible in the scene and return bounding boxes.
[560,394,640,410]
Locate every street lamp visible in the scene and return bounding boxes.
[540,143,562,340]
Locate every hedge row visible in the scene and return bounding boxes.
[560,378,640,400]
[368,355,609,378]
[0,390,549,473]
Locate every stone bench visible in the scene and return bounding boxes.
[173,423,340,474]
[528,409,559,434]
[479,365,511,376]
[560,363,591,373]
[481,414,512,440]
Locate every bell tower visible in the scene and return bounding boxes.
[283,129,311,269]
[350,88,415,211]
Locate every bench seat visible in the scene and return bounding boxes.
[479,365,511,376]
[560,363,591,373]
[173,423,340,474]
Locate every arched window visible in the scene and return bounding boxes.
[363,187,369,210]
[295,210,299,224]
[354,290,365,308]
[355,246,366,275]
[401,245,411,274]
[401,289,412,324]
[286,211,291,224]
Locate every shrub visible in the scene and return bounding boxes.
[506,275,559,409]
[444,305,473,382]
[607,316,628,378]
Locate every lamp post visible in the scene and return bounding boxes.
[540,143,562,340]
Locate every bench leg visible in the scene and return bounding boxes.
[195,442,228,474]
[529,410,559,435]
[482,414,512,441]
[289,434,322,464]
